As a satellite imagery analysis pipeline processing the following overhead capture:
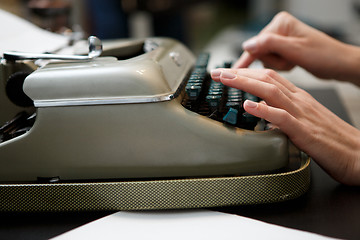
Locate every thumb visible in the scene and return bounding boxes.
[232,37,259,68]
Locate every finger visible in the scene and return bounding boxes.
[258,54,296,71]
[243,100,304,140]
[222,68,297,95]
[259,11,292,35]
[259,100,267,105]
[210,68,225,82]
[219,71,293,110]
[255,68,298,92]
[232,51,256,68]
[243,33,303,66]
[257,12,303,40]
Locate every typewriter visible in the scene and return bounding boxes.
[0,36,310,211]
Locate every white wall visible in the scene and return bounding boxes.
[283,0,357,27]
[283,0,360,43]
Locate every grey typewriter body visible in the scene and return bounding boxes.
[0,37,288,182]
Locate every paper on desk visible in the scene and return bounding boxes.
[52,210,337,240]
[0,9,69,55]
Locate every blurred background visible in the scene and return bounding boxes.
[2,0,360,53]
[1,0,360,126]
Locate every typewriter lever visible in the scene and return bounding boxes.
[3,36,102,61]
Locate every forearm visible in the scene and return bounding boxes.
[305,106,360,185]
[336,126,360,185]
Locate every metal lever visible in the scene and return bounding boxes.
[3,36,103,61]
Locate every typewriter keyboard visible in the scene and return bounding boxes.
[181,53,260,130]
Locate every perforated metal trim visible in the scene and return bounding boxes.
[0,157,310,212]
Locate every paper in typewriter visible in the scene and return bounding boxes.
[52,210,337,240]
[0,9,69,55]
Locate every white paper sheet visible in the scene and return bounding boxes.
[0,9,69,54]
[52,210,338,240]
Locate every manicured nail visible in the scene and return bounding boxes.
[221,71,236,80]
[244,100,258,108]
[242,38,257,53]
[210,69,221,77]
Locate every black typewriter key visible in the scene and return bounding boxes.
[195,52,210,68]
[185,84,202,100]
[206,94,222,109]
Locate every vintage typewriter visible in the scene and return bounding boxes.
[0,36,310,212]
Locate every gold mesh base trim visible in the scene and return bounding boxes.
[0,157,310,212]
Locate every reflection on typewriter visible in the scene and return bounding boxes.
[0,37,289,183]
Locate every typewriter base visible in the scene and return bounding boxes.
[0,153,310,212]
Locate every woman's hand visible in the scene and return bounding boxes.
[233,11,360,86]
[211,68,360,185]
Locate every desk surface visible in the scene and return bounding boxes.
[0,88,359,240]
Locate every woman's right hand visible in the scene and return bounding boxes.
[233,11,360,86]
[211,68,360,186]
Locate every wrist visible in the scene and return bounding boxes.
[338,128,360,185]
[338,44,360,85]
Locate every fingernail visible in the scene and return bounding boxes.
[221,71,236,80]
[244,100,258,108]
[242,38,257,53]
[210,69,221,77]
